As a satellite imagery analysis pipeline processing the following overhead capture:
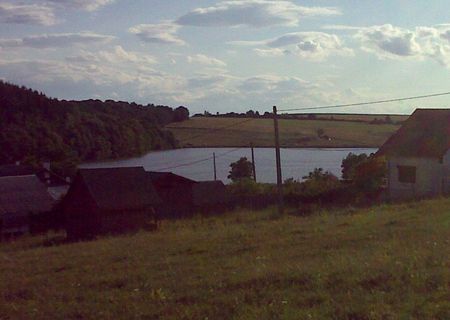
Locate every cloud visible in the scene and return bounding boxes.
[355,24,450,66]
[0,2,56,25]
[129,22,185,45]
[176,0,340,27]
[0,32,115,49]
[66,46,157,65]
[45,0,114,11]
[187,54,227,67]
[234,32,353,61]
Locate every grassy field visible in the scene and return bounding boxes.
[167,117,401,148]
[1,199,449,319]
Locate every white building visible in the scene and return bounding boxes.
[377,109,450,200]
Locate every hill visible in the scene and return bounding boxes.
[167,116,401,148]
[0,81,189,175]
[1,199,449,319]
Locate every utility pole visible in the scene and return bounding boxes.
[213,152,217,181]
[250,143,256,182]
[273,106,284,215]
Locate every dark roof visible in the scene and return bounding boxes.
[0,164,35,177]
[377,109,450,159]
[0,175,55,215]
[78,167,161,211]
[147,171,197,185]
[0,164,68,187]
[192,181,227,206]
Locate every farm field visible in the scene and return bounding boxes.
[1,199,449,319]
[167,117,401,148]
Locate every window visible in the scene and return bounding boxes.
[397,165,416,183]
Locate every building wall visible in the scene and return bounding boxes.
[387,156,446,200]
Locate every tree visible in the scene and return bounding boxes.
[228,157,253,181]
[341,152,369,180]
[353,156,386,192]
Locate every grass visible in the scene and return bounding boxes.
[1,199,449,319]
[167,117,400,148]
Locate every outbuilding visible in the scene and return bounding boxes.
[63,167,161,239]
[147,171,197,217]
[377,109,450,200]
[0,175,55,238]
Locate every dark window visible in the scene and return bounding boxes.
[398,165,416,183]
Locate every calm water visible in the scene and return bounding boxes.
[79,148,377,184]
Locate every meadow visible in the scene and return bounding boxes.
[167,117,400,148]
[1,198,449,319]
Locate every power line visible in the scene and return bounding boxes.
[278,91,450,112]
[153,147,243,171]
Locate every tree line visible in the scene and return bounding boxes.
[0,81,189,176]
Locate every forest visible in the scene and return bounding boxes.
[0,81,189,175]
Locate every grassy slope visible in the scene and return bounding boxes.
[1,199,449,319]
[167,117,400,148]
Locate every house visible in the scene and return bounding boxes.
[62,167,161,239]
[0,175,55,238]
[377,109,450,200]
[0,163,70,200]
[192,180,229,212]
[147,171,197,217]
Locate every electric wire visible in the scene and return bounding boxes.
[278,91,450,112]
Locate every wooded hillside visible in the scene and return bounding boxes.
[0,81,188,175]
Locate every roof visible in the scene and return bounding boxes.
[0,164,35,177]
[0,164,68,187]
[377,109,450,159]
[147,171,197,185]
[192,181,227,206]
[0,175,55,215]
[78,167,161,211]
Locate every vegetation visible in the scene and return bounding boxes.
[167,116,400,148]
[1,198,449,319]
[0,81,189,175]
[228,157,254,181]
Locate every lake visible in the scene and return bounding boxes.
[79,147,377,184]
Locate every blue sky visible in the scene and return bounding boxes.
[1,0,450,114]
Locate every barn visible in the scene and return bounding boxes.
[63,167,161,239]
[147,171,197,217]
[0,175,55,238]
[377,109,450,200]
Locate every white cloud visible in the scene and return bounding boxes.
[176,0,340,27]
[129,22,185,46]
[187,54,227,67]
[355,24,450,67]
[234,32,353,61]
[0,2,56,25]
[0,32,115,49]
[66,46,157,65]
[45,0,114,11]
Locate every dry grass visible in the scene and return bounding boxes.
[1,199,449,319]
[167,117,400,148]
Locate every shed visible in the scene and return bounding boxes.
[0,175,55,237]
[147,172,197,217]
[63,167,161,239]
[0,163,70,200]
[377,108,450,199]
[192,180,229,212]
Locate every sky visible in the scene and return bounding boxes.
[1,0,450,115]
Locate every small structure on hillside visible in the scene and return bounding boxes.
[0,175,55,238]
[377,109,450,200]
[148,172,197,217]
[0,163,70,200]
[62,167,161,239]
[192,180,229,213]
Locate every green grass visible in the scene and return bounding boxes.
[1,199,449,319]
[167,117,400,148]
